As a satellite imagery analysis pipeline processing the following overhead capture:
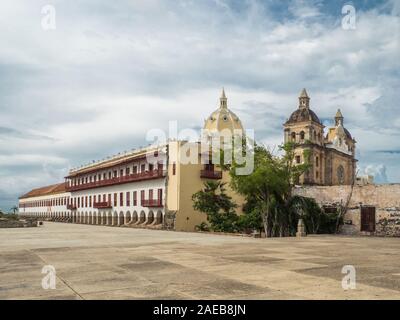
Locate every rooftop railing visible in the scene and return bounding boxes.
[66,170,166,192]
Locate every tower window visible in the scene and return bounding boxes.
[291,132,296,142]
[337,165,345,185]
[300,131,305,141]
[296,156,301,164]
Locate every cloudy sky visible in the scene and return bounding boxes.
[0,0,399,211]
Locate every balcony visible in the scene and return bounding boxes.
[67,204,77,210]
[200,170,222,179]
[66,169,166,192]
[141,199,163,207]
[93,201,113,209]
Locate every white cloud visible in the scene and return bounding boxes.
[359,164,389,184]
[0,154,67,167]
[0,0,399,209]
[289,0,323,19]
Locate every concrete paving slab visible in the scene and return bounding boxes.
[1,222,400,299]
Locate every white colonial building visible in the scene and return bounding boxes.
[19,90,245,231]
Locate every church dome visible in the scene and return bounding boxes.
[334,124,352,140]
[334,108,352,139]
[285,88,322,125]
[203,89,244,133]
[335,124,347,139]
[326,108,355,155]
[286,108,321,125]
[343,127,352,139]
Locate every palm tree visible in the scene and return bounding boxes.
[229,142,324,237]
[10,205,18,214]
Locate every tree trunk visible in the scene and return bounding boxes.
[336,170,358,233]
[261,212,269,237]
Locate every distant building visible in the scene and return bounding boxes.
[284,89,357,185]
[356,175,374,186]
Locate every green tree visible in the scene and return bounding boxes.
[229,142,322,237]
[290,195,322,234]
[192,181,238,233]
[237,195,263,233]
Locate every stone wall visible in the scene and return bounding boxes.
[293,184,400,237]
[0,217,38,228]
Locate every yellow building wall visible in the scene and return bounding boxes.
[165,141,180,212]
[167,141,246,232]
[175,161,209,231]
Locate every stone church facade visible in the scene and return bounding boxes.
[284,89,357,186]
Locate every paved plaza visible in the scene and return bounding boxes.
[1,222,400,299]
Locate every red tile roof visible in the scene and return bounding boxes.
[19,183,66,199]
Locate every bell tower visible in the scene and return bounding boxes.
[284,89,325,185]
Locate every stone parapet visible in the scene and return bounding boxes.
[293,184,400,237]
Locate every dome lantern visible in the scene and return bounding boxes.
[335,108,344,126]
[220,87,227,109]
[203,89,244,134]
[299,88,310,109]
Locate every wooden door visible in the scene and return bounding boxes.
[361,207,375,232]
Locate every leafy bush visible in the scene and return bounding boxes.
[192,181,239,233]
[195,222,210,232]
[318,210,342,234]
